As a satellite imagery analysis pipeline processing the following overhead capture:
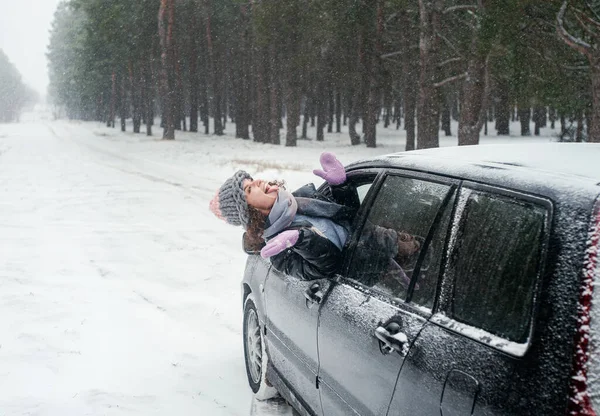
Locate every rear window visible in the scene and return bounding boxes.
[448,190,547,343]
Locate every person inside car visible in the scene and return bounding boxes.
[209,152,420,281]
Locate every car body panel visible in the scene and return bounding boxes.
[264,267,332,416]
[317,280,427,416]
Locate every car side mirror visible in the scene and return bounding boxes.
[242,232,264,255]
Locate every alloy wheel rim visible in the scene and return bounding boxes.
[246,308,262,384]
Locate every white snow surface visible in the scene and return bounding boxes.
[0,113,557,415]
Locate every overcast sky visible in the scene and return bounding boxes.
[0,0,63,97]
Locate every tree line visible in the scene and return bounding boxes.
[47,0,600,147]
[0,50,36,123]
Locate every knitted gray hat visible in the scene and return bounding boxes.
[209,170,253,229]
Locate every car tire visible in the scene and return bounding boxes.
[243,294,278,400]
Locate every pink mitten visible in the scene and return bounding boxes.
[313,152,346,185]
[260,230,300,258]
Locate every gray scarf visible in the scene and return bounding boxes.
[263,190,298,239]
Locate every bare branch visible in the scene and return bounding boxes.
[572,8,598,37]
[557,1,592,56]
[573,6,600,30]
[563,64,590,70]
[438,57,463,68]
[584,1,600,23]
[381,50,403,59]
[382,57,404,65]
[434,72,468,88]
[436,31,463,57]
[443,5,477,14]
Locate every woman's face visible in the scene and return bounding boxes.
[243,178,279,214]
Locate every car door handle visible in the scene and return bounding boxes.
[304,283,323,305]
[374,323,408,355]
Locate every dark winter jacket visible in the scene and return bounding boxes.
[267,182,359,281]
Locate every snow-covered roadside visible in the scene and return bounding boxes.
[0,122,255,415]
[0,117,556,415]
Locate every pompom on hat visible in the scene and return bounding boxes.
[209,170,253,229]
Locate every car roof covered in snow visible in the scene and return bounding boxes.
[347,143,600,206]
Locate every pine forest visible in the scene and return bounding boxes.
[47,0,600,147]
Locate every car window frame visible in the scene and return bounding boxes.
[338,168,461,317]
[433,181,553,357]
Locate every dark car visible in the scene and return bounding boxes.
[241,143,600,416]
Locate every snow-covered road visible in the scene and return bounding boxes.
[0,121,298,415]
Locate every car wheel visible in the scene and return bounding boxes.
[243,294,278,400]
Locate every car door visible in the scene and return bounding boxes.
[264,268,332,415]
[263,172,378,416]
[317,171,459,416]
[388,184,551,416]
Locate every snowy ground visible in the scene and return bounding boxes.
[0,113,556,416]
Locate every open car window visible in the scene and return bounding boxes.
[319,171,379,211]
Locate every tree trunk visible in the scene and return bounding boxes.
[404,84,417,151]
[130,62,142,134]
[364,47,379,149]
[518,106,531,136]
[394,96,401,129]
[343,92,348,126]
[383,89,390,128]
[285,80,300,147]
[576,111,584,142]
[533,106,544,136]
[417,0,442,149]
[327,89,334,133]
[201,71,209,134]
[348,88,361,145]
[301,95,309,139]
[189,12,199,133]
[145,56,154,136]
[253,46,270,142]
[335,90,342,133]
[316,83,327,142]
[204,0,223,135]
[174,47,183,131]
[589,62,600,141]
[397,9,418,150]
[496,81,510,135]
[268,44,280,144]
[108,71,116,128]
[119,72,127,132]
[234,6,250,140]
[458,52,489,146]
[441,98,451,137]
[158,0,175,140]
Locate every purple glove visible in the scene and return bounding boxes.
[260,230,300,259]
[313,152,346,185]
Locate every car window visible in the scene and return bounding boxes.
[448,190,547,343]
[321,172,377,212]
[356,183,372,204]
[346,175,451,301]
[409,191,456,310]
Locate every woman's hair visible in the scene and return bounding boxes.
[245,207,267,251]
[244,180,286,251]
